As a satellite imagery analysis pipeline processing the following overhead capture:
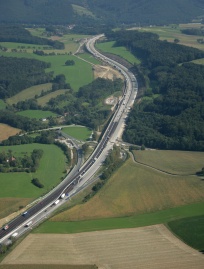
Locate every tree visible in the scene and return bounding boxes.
[65,60,75,66]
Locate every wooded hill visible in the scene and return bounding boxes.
[105,30,204,151]
[0,0,204,26]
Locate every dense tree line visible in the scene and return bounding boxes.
[0,56,52,98]
[105,30,204,151]
[0,110,47,132]
[181,28,204,36]
[0,25,64,49]
[106,30,204,68]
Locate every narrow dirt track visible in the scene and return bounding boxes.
[2,225,204,268]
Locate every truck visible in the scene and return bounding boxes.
[60,193,65,199]
[54,199,60,205]
[11,232,18,238]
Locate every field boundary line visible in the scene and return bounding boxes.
[129,152,196,177]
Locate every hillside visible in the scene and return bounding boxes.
[0,0,74,25]
[0,0,204,26]
[87,0,204,25]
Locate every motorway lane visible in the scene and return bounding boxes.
[0,35,137,243]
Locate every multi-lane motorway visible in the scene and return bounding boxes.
[0,34,138,244]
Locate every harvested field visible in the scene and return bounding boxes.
[0,266,96,269]
[51,158,204,221]
[0,124,21,141]
[2,225,204,268]
[133,150,204,175]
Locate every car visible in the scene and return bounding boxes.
[3,225,9,230]
[22,211,28,216]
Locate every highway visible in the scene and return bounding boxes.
[0,34,138,244]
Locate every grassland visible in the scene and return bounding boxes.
[48,157,204,222]
[168,215,204,251]
[132,150,204,175]
[0,198,32,220]
[192,58,204,65]
[0,124,21,141]
[17,110,58,119]
[61,126,92,141]
[0,100,6,110]
[6,83,52,105]
[0,144,66,199]
[96,41,140,65]
[37,90,68,106]
[134,23,204,51]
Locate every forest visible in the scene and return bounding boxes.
[0,56,52,98]
[0,25,64,49]
[0,0,204,26]
[0,0,74,25]
[105,30,204,151]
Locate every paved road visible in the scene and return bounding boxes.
[0,34,138,244]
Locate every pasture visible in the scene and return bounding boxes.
[76,53,100,65]
[96,41,140,64]
[0,124,21,141]
[6,83,52,105]
[61,126,92,141]
[3,226,204,268]
[49,158,204,222]
[0,144,66,199]
[72,4,95,18]
[168,215,204,251]
[192,58,204,65]
[132,150,204,175]
[16,110,58,119]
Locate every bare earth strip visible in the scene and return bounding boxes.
[2,225,204,269]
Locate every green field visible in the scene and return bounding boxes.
[34,202,204,234]
[0,100,6,110]
[6,83,52,105]
[17,110,58,119]
[37,89,68,106]
[0,42,51,52]
[61,126,92,141]
[192,58,204,65]
[168,215,204,251]
[0,144,66,198]
[96,41,140,65]
[133,150,204,175]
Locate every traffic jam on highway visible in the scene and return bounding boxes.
[0,35,138,243]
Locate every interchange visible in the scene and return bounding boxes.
[0,35,138,243]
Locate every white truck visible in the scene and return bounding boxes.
[54,199,60,205]
[60,193,65,199]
